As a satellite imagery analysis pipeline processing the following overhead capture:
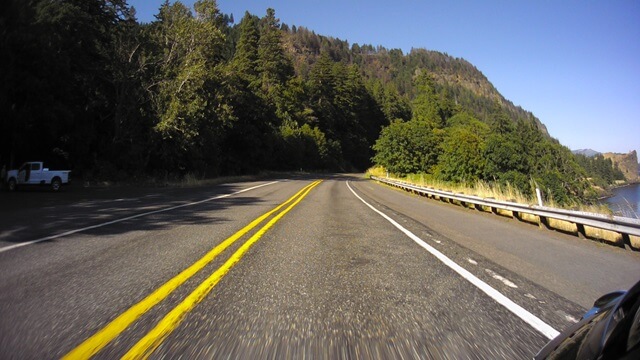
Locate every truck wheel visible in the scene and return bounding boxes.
[51,178,62,192]
[8,178,17,192]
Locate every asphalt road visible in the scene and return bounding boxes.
[1,175,639,359]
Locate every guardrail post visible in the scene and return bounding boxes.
[539,216,551,230]
[576,223,587,239]
[622,233,632,250]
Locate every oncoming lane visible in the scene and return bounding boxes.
[0,179,320,359]
[65,180,322,359]
[0,181,279,254]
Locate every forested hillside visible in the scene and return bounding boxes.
[0,0,621,204]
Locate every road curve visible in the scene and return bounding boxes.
[0,174,638,359]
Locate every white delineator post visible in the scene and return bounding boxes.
[536,188,543,207]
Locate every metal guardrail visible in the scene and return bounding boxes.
[371,176,640,244]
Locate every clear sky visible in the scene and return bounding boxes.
[128,0,639,155]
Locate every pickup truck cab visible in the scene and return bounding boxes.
[6,162,71,192]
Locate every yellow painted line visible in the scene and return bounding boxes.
[122,180,322,360]
[63,180,320,360]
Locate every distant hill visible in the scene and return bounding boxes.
[572,149,601,157]
[603,151,639,183]
[278,22,624,203]
[283,27,550,136]
[572,149,638,182]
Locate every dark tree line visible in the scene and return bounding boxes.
[1,0,387,179]
[1,0,621,204]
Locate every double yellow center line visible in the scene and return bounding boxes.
[64,180,322,359]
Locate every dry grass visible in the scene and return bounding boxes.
[366,166,614,215]
[366,166,633,249]
[367,167,535,204]
[365,165,388,178]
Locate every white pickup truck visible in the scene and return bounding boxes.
[6,162,71,192]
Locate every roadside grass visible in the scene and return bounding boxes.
[365,166,629,246]
[366,166,538,205]
[366,166,612,213]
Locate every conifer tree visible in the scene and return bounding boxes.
[411,70,443,127]
[257,8,293,102]
[232,11,260,83]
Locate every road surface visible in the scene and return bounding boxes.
[1,175,639,359]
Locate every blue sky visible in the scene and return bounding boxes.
[128,0,639,155]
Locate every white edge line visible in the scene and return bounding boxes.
[346,180,560,340]
[0,181,279,254]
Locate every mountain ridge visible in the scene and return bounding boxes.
[573,149,601,157]
[280,26,550,136]
[603,151,639,183]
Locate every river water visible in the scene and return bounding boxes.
[603,183,640,219]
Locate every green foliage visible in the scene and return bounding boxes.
[484,133,527,177]
[257,8,294,112]
[0,0,608,208]
[148,0,226,172]
[276,121,339,170]
[411,71,444,127]
[372,82,412,122]
[574,154,625,188]
[436,114,489,183]
[1,0,134,172]
[306,55,386,170]
[231,12,260,82]
[371,73,595,205]
[372,120,443,175]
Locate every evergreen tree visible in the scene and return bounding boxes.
[307,53,337,134]
[149,0,226,172]
[381,83,412,122]
[231,11,260,83]
[257,7,294,113]
[411,70,441,126]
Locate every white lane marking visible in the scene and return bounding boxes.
[346,181,560,340]
[485,269,519,288]
[525,293,537,300]
[0,181,279,254]
[467,258,478,265]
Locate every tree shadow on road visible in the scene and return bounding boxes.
[0,183,269,246]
